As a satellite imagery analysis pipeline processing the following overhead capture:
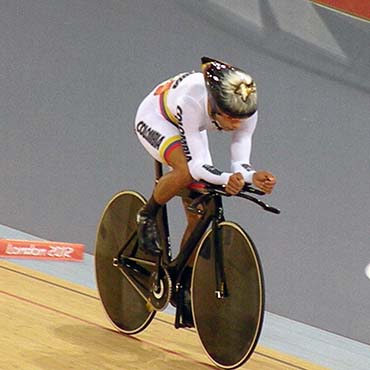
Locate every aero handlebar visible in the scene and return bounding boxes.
[187,182,281,215]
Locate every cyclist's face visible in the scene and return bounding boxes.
[208,99,243,131]
[213,111,242,131]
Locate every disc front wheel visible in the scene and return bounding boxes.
[192,221,264,369]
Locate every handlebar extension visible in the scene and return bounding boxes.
[186,181,280,215]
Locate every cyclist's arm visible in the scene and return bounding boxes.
[179,96,232,185]
[230,112,258,183]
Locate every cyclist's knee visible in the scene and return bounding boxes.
[166,146,194,186]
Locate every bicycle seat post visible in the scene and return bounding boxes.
[154,160,163,184]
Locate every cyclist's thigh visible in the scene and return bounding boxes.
[135,95,181,165]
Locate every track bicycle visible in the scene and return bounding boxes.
[95,160,280,369]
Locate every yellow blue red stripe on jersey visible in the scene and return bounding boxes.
[159,89,178,127]
[159,135,182,164]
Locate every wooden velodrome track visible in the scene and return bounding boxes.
[0,260,328,370]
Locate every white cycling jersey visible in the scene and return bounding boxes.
[134,72,257,185]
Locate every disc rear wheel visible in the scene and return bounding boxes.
[95,191,155,334]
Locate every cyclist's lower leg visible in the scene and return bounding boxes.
[137,147,193,255]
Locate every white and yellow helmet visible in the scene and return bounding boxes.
[201,56,257,118]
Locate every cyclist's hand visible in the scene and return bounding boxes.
[225,172,245,195]
[253,171,276,194]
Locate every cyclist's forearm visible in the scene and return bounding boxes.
[188,161,231,185]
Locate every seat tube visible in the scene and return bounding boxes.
[158,204,172,264]
[154,160,163,182]
[153,160,172,265]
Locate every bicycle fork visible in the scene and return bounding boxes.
[213,196,228,299]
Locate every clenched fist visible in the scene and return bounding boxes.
[225,172,245,195]
[252,171,276,194]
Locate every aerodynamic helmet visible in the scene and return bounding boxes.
[201,56,257,118]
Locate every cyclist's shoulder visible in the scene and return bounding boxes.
[167,72,206,114]
[169,71,205,95]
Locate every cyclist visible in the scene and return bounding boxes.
[134,57,276,326]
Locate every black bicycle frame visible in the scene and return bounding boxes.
[114,161,278,307]
[154,161,226,296]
